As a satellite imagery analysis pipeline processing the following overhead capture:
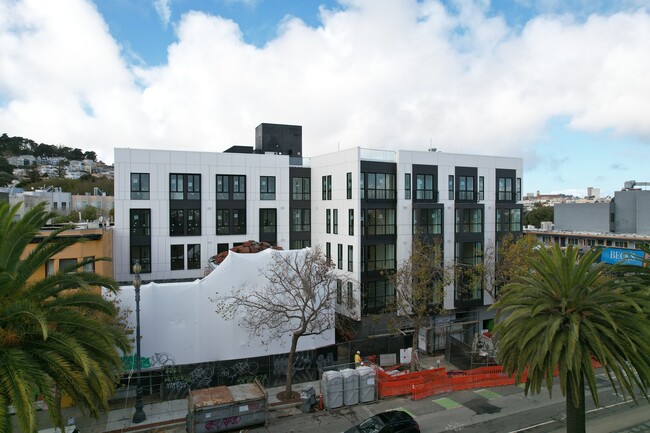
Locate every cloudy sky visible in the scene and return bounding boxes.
[1,0,649,196]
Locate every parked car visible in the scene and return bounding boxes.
[344,410,420,433]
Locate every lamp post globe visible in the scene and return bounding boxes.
[132,261,146,424]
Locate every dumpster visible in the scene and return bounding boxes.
[186,379,267,433]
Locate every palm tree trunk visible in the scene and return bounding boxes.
[566,374,586,433]
[285,333,300,396]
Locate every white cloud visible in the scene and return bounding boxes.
[153,0,171,27]
[0,0,649,166]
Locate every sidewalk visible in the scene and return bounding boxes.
[31,356,648,433]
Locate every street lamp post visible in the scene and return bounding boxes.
[132,261,146,424]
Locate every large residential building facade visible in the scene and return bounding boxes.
[114,124,523,338]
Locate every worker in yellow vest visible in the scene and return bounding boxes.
[354,350,362,368]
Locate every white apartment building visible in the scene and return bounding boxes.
[114,124,523,337]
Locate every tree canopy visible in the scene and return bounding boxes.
[523,205,554,228]
[0,202,130,433]
[492,245,649,433]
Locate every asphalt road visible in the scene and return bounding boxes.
[249,372,649,433]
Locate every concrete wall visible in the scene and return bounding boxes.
[614,190,650,235]
[554,203,610,232]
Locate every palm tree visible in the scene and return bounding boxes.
[0,202,130,433]
[492,244,649,433]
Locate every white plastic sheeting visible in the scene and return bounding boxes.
[116,249,335,366]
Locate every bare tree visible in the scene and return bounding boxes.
[480,233,540,304]
[384,236,454,371]
[213,246,349,399]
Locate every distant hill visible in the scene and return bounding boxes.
[0,133,97,161]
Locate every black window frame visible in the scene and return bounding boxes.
[333,209,338,234]
[348,245,353,272]
[260,208,277,234]
[291,208,310,232]
[458,175,475,201]
[217,175,246,200]
[413,208,442,235]
[171,244,184,271]
[131,173,150,200]
[337,243,343,269]
[130,209,151,236]
[348,209,354,236]
[292,177,310,200]
[130,245,152,274]
[448,175,454,200]
[260,176,276,200]
[364,209,396,236]
[347,172,352,199]
[405,173,411,200]
[415,174,435,200]
[187,244,201,270]
[326,209,331,234]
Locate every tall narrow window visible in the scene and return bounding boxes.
[171,245,184,270]
[170,174,184,200]
[337,243,343,269]
[333,209,338,234]
[516,178,522,201]
[131,246,151,273]
[458,176,475,201]
[232,209,246,234]
[187,174,201,200]
[131,173,150,200]
[216,209,230,234]
[260,176,276,200]
[260,209,277,234]
[347,281,354,307]
[478,176,484,201]
[326,242,331,262]
[347,172,352,199]
[349,209,354,236]
[187,244,201,269]
[291,209,310,231]
[416,174,434,200]
[327,175,332,200]
[405,173,411,200]
[348,245,353,271]
[170,209,185,236]
[448,175,454,200]
[130,209,151,236]
[322,176,327,200]
[497,178,513,201]
[326,209,331,234]
[337,279,343,304]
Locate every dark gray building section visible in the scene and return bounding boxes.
[255,123,302,156]
[554,203,611,233]
[614,190,650,235]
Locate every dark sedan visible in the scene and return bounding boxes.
[344,410,420,433]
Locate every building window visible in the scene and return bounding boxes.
[326,209,331,234]
[347,172,352,199]
[216,210,230,235]
[291,240,311,249]
[347,281,354,307]
[337,244,343,269]
[170,174,184,200]
[364,209,396,236]
[586,239,596,247]
[326,242,331,262]
[455,242,483,301]
[348,245,353,272]
[217,175,246,200]
[456,208,483,233]
[46,259,55,277]
[217,243,229,254]
[360,175,365,200]
[365,173,396,200]
[363,280,395,313]
[187,244,201,270]
[497,208,521,232]
[614,240,628,248]
[187,174,201,200]
[413,208,442,235]
[416,174,435,200]
[53,202,57,210]
[170,209,185,236]
[131,173,150,200]
[260,209,277,234]
[478,176,484,201]
[333,209,338,234]
[187,209,201,235]
[130,209,151,236]
[131,246,151,273]
[260,176,276,200]
[497,177,513,201]
[516,178,522,201]
[169,208,201,236]
[61,202,67,211]
[59,258,77,274]
[364,244,396,272]
[322,175,332,200]
[337,279,343,304]
[292,177,310,200]
[405,173,411,200]
[348,209,354,236]
[171,245,184,270]
[83,257,95,273]
[291,209,310,232]
[233,209,246,234]
[448,175,454,200]
[458,176,475,201]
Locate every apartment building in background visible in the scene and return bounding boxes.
[114,124,523,338]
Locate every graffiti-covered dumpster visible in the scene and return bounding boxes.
[186,379,267,433]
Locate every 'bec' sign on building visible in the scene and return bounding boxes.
[600,248,645,267]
